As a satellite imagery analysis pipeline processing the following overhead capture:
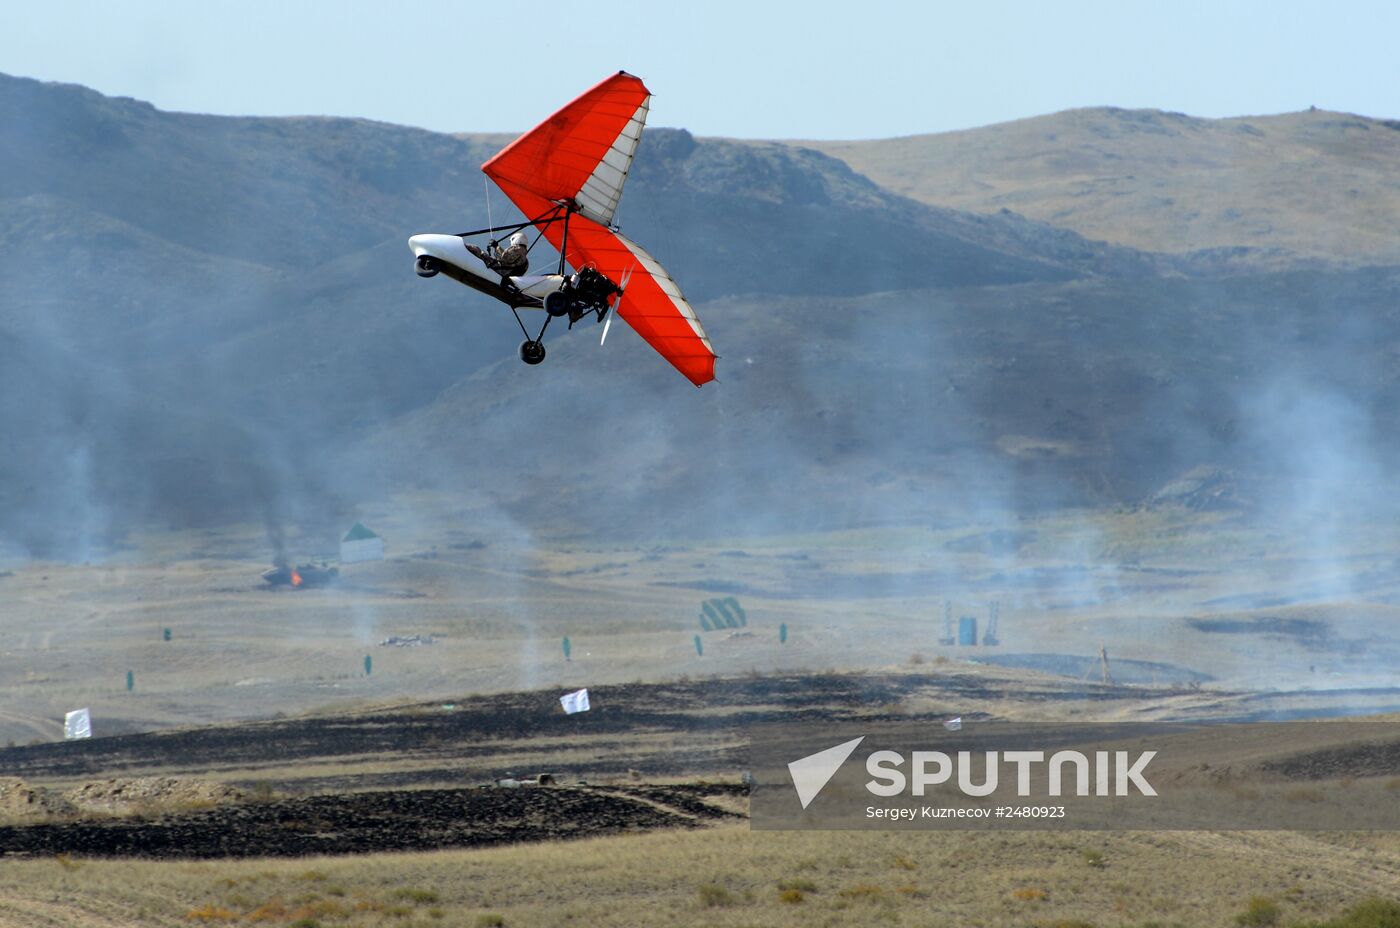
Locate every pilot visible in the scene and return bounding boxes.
[467,231,530,278]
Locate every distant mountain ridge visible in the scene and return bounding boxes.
[1,71,1183,374]
[2,73,1397,555]
[797,106,1400,269]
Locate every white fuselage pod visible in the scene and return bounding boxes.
[408,233,563,305]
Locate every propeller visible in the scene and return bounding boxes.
[602,262,636,346]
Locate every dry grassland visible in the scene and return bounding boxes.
[7,507,1400,748]
[2,825,1400,928]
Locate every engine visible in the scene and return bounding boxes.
[570,267,623,310]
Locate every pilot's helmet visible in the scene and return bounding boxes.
[508,231,529,249]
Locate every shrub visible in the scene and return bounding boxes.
[391,887,441,904]
[697,883,736,907]
[474,915,506,928]
[185,906,238,922]
[1236,896,1281,927]
[778,888,805,904]
[1309,897,1400,928]
[1082,849,1107,868]
[838,884,884,900]
[777,878,818,893]
[1013,887,1049,901]
[292,901,349,920]
[246,901,289,923]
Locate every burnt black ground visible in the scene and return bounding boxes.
[0,784,745,860]
[0,672,1173,859]
[0,672,1154,787]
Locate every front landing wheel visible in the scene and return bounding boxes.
[519,339,546,365]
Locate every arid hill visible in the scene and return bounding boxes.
[799,107,1400,268]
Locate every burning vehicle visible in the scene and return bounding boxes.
[261,561,339,589]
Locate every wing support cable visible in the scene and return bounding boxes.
[453,206,565,242]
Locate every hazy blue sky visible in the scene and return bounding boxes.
[3,0,1397,139]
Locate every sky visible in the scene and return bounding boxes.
[2,0,1398,139]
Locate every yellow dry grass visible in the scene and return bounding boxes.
[6,508,1400,926]
[0,825,1398,927]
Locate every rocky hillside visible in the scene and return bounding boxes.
[3,73,1397,554]
[367,266,1400,537]
[799,107,1400,269]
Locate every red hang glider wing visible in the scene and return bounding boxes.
[564,217,716,387]
[483,71,649,229]
[482,72,717,387]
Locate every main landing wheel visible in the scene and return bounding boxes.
[543,289,570,317]
[415,255,440,278]
[519,339,546,365]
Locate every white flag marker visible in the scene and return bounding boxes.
[64,707,92,740]
[560,688,591,714]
